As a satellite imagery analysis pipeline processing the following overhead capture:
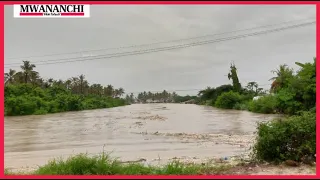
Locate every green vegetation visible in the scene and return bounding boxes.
[253,111,315,163]
[173,95,199,103]
[227,63,242,93]
[198,58,316,164]
[125,90,199,104]
[4,61,127,116]
[198,85,234,106]
[198,58,315,116]
[5,153,232,175]
[215,91,242,109]
[126,90,177,103]
[247,95,278,114]
[4,61,199,116]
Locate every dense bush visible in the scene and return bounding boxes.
[248,95,278,114]
[274,88,303,115]
[4,84,126,116]
[253,111,315,163]
[215,91,242,109]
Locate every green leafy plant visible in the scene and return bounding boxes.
[253,111,315,163]
[215,91,242,109]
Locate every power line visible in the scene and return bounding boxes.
[5,20,315,69]
[6,17,315,61]
[5,21,315,68]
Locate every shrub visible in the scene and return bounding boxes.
[240,94,254,102]
[215,91,242,109]
[253,111,315,163]
[34,108,48,115]
[275,88,303,115]
[5,96,37,115]
[248,95,277,114]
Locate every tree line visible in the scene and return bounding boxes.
[4,61,127,116]
[124,90,199,104]
[5,61,125,98]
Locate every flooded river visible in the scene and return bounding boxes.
[5,104,280,171]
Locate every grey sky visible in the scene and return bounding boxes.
[4,5,316,95]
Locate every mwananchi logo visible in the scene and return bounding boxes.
[14,4,90,18]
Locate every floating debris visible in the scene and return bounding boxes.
[142,132,254,148]
[135,115,167,121]
[119,158,147,164]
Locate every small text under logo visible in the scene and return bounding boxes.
[14,4,90,18]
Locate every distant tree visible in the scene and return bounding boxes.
[227,63,241,92]
[4,69,16,85]
[20,61,37,83]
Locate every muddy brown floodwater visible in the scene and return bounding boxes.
[5,104,281,172]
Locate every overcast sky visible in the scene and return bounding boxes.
[4,5,316,95]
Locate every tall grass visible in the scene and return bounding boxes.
[5,153,233,175]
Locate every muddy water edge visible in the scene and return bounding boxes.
[5,103,281,172]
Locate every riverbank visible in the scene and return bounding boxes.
[5,153,315,175]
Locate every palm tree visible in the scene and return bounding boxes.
[130,93,135,103]
[147,91,152,100]
[79,74,86,94]
[4,69,16,85]
[170,91,178,102]
[117,88,125,97]
[113,89,120,98]
[30,71,40,86]
[269,64,294,93]
[125,94,131,103]
[90,84,103,96]
[20,60,37,83]
[105,85,114,97]
[65,79,72,90]
[13,71,24,84]
[96,84,103,96]
[137,93,143,102]
[70,77,79,94]
[143,91,147,102]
